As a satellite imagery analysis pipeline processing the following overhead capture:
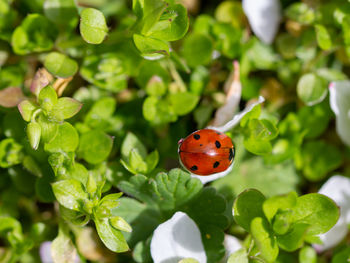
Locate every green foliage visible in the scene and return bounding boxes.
[79,8,108,44]
[1,0,349,262]
[11,14,57,55]
[233,189,339,262]
[44,52,78,78]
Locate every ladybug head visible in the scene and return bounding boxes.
[178,138,184,145]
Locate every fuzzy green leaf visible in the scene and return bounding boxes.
[45,122,79,153]
[51,97,82,121]
[251,217,279,263]
[233,189,266,232]
[52,179,88,211]
[78,130,113,164]
[94,217,129,252]
[228,249,249,263]
[44,52,78,78]
[80,8,108,44]
[292,193,340,236]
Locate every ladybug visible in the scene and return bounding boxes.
[178,129,235,176]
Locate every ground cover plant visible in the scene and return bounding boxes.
[0,0,350,262]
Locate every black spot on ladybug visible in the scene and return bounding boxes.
[193,134,200,140]
[213,161,220,168]
[229,148,234,161]
[200,144,203,146]
[216,132,221,135]
[215,141,221,148]
[190,165,198,171]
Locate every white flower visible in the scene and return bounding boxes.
[150,212,242,263]
[329,81,350,147]
[314,175,350,252]
[222,234,243,262]
[150,212,207,263]
[242,0,282,44]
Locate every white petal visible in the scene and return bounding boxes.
[151,212,207,263]
[212,61,242,127]
[40,241,53,263]
[190,161,234,184]
[222,235,242,262]
[242,0,282,44]
[314,175,350,251]
[208,96,265,133]
[329,81,350,146]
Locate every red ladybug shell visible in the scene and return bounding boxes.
[178,129,235,176]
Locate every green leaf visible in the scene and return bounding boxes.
[182,33,213,68]
[299,246,317,263]
[297,73,327,106]
[43,0,78,26]
[187,187,228,229]
[240,104,261,127]
[51,224,77,263]
[78,130,113,164]
[45,122,79,153]
[27,122,41,150]
[0,217,22,235]
[129,149,148,173]
[151,169,203,211]
[168,92,200,116]
[44,52,78,78]
[243,138,272,155]
[148,4,189,42]
[292,193,340,236]
[145,150,159,173]
[11,14,57,55]
[37,114,59,144]
[297,102,332,139]
[342,16,350,47]
[251,217,279,263]
[233,189,266,232]
[121,132,147,160]
[109,216,132,232]
[285,3,315,25]
[315,24,332,50]
[186,187,228,263]
[51,97,82,121]
[141,0,167,35]
[298,141,343,181]
[80,8,108,44]
[38,85,58,112]
[85,97,116,128]
[178,259,199,263]
[249,119,278,141]
[133,34,170,60]
[118,174,155,205]
[0,138,23,168]
[272,210,294,235]
[94,217,129,252]
[133,239,152,263]
[276,222,308,251]
[227,249,249,263]
[112,197,161,246]
[52,179,88,211]
[86,174,97,196]
[331,247,350,263]
[18,100,37,122]
[145,76,167,96]
[143,96,177,124]
[263,191,298,222]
